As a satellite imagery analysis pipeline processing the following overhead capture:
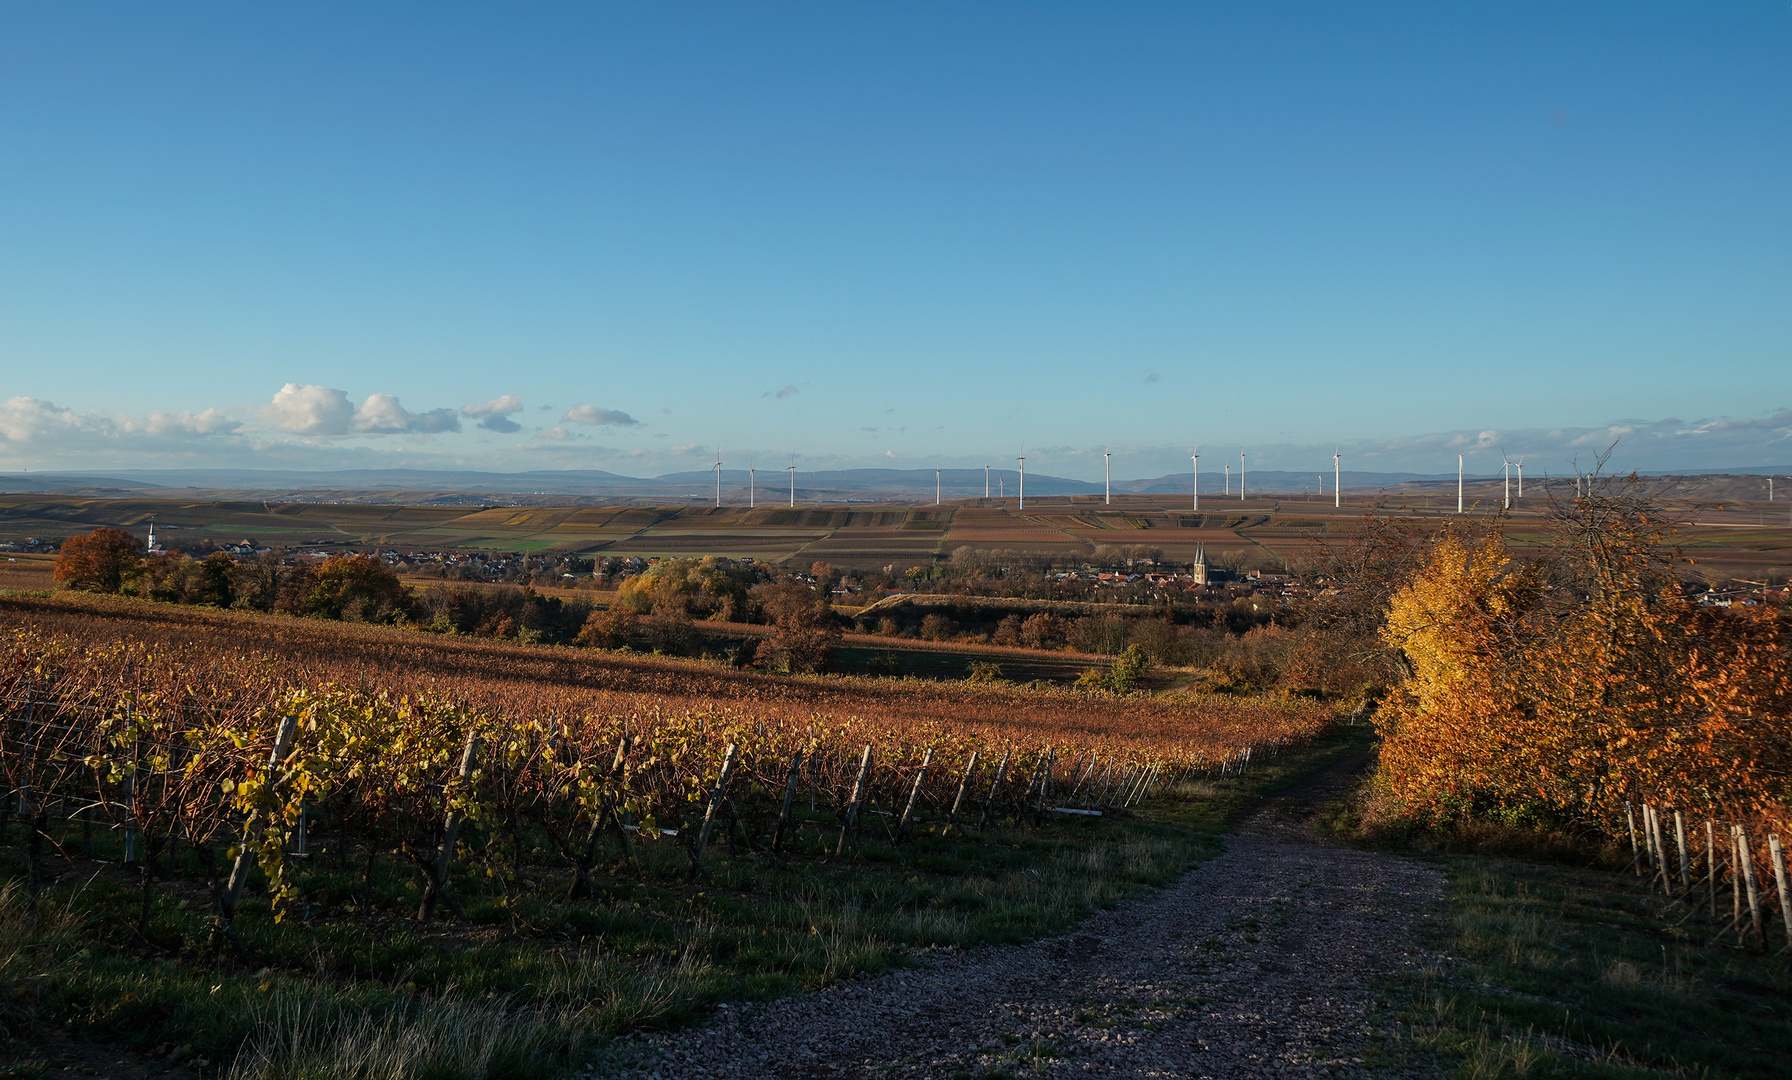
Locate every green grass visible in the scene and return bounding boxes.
[1,724,1362,1079]
[1365,853,1792,1079]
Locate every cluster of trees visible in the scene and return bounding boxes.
[53,533,845,673]
[1369,492,1791,837]
[865,601,1279,658]
[54,528,411,623]
[586,557,841,672]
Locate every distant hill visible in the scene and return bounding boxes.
[0,473,166,493]
[5,465,1784,503]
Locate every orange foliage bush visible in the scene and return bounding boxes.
[1374,496,1792,839]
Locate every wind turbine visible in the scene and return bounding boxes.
[749,466,756,508]
[1017,455,1026,510]
[935,469,941,506]
[1458,452,1467,514]
[984,463,990,499]
[1224,463,1230,495]
[713,453,723,508]
[787,463,796,508]
[1191,448,1199,511]
[1501,453,1510,511]
[1516,456,1524,499]
[1239,451,1246,501]
[1333,449,1341,508]
[1104,450,1111,506]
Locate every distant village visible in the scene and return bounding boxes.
[4,530,1787,613]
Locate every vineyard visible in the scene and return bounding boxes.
[0,594,1335,1075]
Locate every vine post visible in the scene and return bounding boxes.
[688,741,739,881]
[225,714,298,917]
[943,750,977,835]
[419,731,479,922]
[1770,834,1792,947]
[835,744,872,856]
[977,747,1012,828]
[896,748,932,842]
[770,746,805,853]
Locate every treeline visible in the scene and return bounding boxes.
[50,532,844,673]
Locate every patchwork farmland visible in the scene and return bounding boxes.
[2,486,1789,581]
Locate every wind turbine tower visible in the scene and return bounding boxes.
[749,467,756,508]
[935,469,941,506]
[1334,450,1341,508]
[714,454,722,508]
[1458,453,1466,514]
[1224,463,1230,495]
[1516,457,1524,499]
[1502,457,1511,510]
[1191,449,1199,511]
[1239,451,1246,501]
[787,464,796,508]
[984,463,990,499]
[1104,451,1111,506]
[1017,456,1026,510]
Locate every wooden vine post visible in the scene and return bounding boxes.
[895,748,933,842]
[419,731,479,922]
[977,747,1012,828]
[943,750,978,835]
[835,744,873,856]
[1625,802,1641,876]
[688,741,739,881]
[771,745,806,853]
[1705,819,1717,918]
[569,736,630,901]
[1770,834,1792,947]
[1737,828,1763,948]
[1673,810,1690,894]
[225,714,298,919]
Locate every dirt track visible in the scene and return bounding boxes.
[601,748,1443,1079]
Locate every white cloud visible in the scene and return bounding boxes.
[0,396,246,468]
[562,404,641,427]
[763,384,799,399]
[259,384,460,436]
[463,394,525,433]
[0,397,243,445]
[136,408,241,438]
[261,383,356,436]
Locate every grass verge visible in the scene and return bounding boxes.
[1346,839,1792,1077]
[1,723,1360,1079]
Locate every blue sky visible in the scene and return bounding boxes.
[2,3,1788,479]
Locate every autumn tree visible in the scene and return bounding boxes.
[615,556,758,620]
[53,527,144,593]
[301,554,412,623]
[575,605,638,649]
[752,580,841,673]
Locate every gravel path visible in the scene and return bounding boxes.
[601,751,1443,1079]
